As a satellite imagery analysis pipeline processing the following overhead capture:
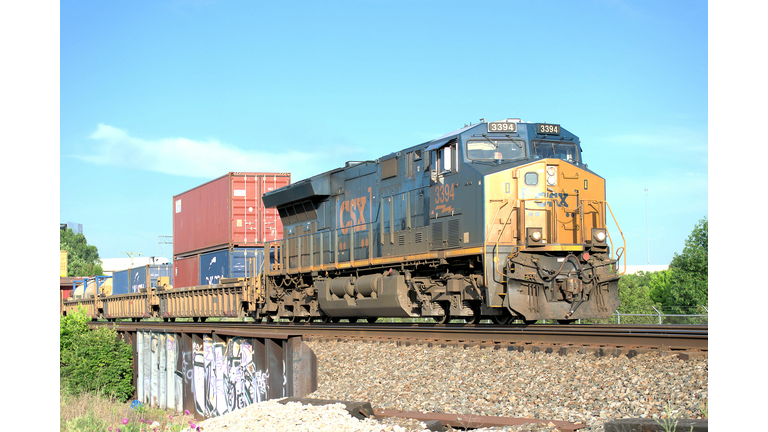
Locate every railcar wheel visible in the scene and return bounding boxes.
[200,317,207,323]
[366,317,378,324]
[523,319,537,325]
[557,319,576,325]
[320,315,332,323]
[330,318,340,323]
[192,317,199,323]
[347,318,358,323]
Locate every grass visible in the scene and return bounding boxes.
[60,390,201,432]
[654,399,708,432]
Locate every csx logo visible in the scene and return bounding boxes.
[535,191,569,207]
[338,188,372,234]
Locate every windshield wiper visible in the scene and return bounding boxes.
[505,134,522,149]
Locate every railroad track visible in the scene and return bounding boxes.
[90,321,707,355]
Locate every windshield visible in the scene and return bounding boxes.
[466,139,525,161]
[532,141,580,163]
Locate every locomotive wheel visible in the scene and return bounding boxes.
[433,314,450,324]
[557,319,576,325]
[433,303,450,324]
[366,317,378,324]
[492,313,512,325]
[464,306,482,324]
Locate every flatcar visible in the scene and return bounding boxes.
[258,118,624,324]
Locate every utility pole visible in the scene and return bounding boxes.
[122,251,143,268]
[645,188,649,265]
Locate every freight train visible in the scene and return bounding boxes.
[62,119,624,324]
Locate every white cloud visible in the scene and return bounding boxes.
[75,124,357,180]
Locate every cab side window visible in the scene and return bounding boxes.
[435,143,457,175]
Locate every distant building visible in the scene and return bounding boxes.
[623,265,669,274]
[101,256,171,275]
[61,222,83,235]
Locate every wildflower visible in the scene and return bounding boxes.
[184,410,190,415]
[190,423,196,429]
[108,428,113,431]
[169,415,173,420]
[141,419,146,423]
[150,421,161,428]
[122,418,129,425]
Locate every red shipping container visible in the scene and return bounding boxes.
[173,172,291,257]
[173,255,200,288]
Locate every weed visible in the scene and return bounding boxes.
[654,401,696,432]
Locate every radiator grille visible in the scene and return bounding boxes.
[448,219,460,248]
[431,221,443,247]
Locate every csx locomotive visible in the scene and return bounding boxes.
[258,119,624,324]
[62,119,624,324]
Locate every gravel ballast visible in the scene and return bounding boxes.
[197,340,708,431]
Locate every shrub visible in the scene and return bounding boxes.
[60,307,134,402]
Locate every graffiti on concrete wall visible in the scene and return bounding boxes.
[191,337,273,417]
[136,331,308,419]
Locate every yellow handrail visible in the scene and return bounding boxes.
[604,201,626,276]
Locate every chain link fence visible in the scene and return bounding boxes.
[571,306,708,325]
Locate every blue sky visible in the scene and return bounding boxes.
[57,0,708,266]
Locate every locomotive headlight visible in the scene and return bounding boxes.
[527,227,544,244]
[592,228,607,244]
[546,166,557,186]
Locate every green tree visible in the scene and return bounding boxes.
[650,217,708,314]
[618,271,660,311]
[616,271,662,323]
[60,228,104,276]
[60,307,134,401]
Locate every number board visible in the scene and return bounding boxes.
[487,122,517,133]
[536,123,561,135]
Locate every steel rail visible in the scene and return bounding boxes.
[89,322,707,352]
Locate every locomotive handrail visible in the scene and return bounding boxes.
[604,201,626,275]
[267,220,375,274]
[577,199,626,276]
